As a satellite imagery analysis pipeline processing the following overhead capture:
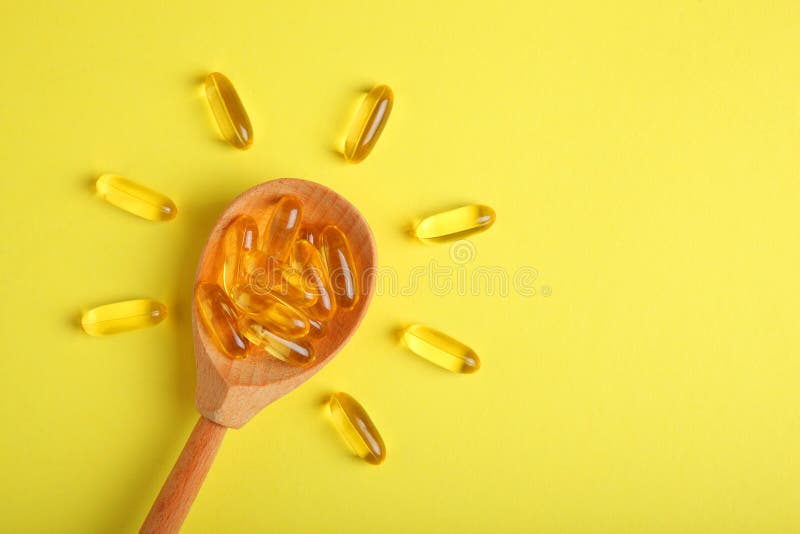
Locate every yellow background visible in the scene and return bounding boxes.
[1,1,799,532]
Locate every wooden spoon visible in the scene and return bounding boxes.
[140,178,377,533]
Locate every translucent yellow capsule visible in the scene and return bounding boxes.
[196,283,249,359]
[319,225,359,310]
[238,317,315,366]
[263,196,303,261]
[204,72,253,149]
[414,205,496,242]
[222,216,259,292]
[300,226,318,246]
[229,284,309,338]
[401,324,480,373]
[290,240,336,321]
[307,318,327,339]
[328,392,386,465]
[343,84,393,163]
[81,299,167,336]
[95,174,177,221]
[245,253,319,309]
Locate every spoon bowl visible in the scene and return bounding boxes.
[141,178,376,533]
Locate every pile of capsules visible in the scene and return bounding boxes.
[196,195,358,366]
[80,72,497,466]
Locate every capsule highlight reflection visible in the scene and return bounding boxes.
[328,392,386,465]
[204,72,253,149]
[401,324,480,373]
[319,225,359,310]
[414,205,495,242]
[95,174,177,221]
[238,317,315,366]
[343,84,393,163]
[81,299,167,336]
[196,283,249,359]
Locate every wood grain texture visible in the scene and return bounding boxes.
[193,178,377,428]
[140,417,227,534]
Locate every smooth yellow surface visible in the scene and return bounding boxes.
[1,1,799,532]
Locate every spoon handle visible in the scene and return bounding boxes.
[140,416,228,534]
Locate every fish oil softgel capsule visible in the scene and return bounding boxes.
[96,174,177,221]
[401,324,480,373]
[204,72,253,150]
[81,299,167,336]
[263,196,303,261]
[196,283,249,359]
[238,316,315,366]
[229,285,309,338]
[343,84,393,163]
[319,225,359,310]
[328,392,386,465]
[415,205,496,242]
[290,240,336,321]
[222,216,259,292]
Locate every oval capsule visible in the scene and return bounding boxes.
[290,240,336,321]
[414,205,496,242]
[196,283,249,359]
[245,252,319,308]
[95,174,177,221]
[343,84,393,163]
[319,225,359,310]
[328,392,386,465]
[81,299,167,336]
[229,285,309,338]
[204,72,253,149]
[238,317,315,366]
[222,215,259,292]
[263,196,303,261]
[401,324,480,373]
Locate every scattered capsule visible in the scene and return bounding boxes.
[328,392,386,465]
[319,225,359,310]
[95,174,177,222]
[401,325,480,373]
[414,205,496,242]
[263,196,303,261]
[238,317,315,366]
[81,299,167,336]
[196,283,249,359]
[204,72,253,149]
[222,215,259,292]
[343,84,393,163]
[229,284,309,338]
[290,240,336,321]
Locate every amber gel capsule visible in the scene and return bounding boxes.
[229,285,309,338]
[222,216,259,292]
[343,84,393,163]
[95,174,177,221]
[196,283,249,359]
[319,225,359,310]
[290,240,336,321]
[246,252,319,309]
[263,196,303,261]
[81,299,167,336]
[204,72,253,149]
[414,205,496,242]
[402,324,480,373]
[238,317,315,366]
[328,392,386,465]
